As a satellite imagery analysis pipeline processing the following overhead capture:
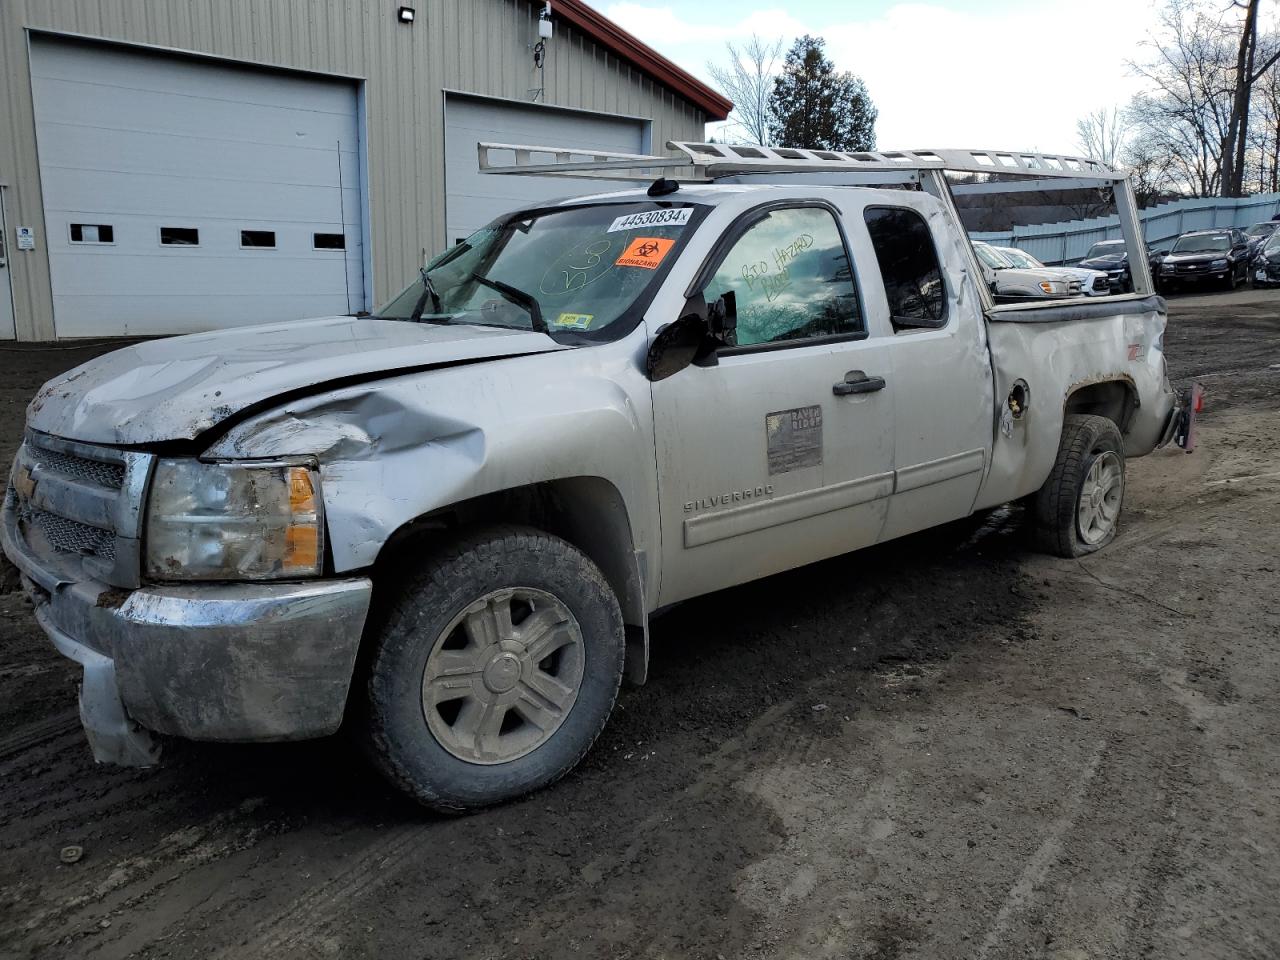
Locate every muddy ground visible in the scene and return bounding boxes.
[1,289,1277,960]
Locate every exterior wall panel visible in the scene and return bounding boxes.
[0,0,709,339]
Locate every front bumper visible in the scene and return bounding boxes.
[4,499,371,764]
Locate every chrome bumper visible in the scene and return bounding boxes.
[4,496,372,765]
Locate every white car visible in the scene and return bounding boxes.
[996,246,1111,296]
[972,241,1081,297]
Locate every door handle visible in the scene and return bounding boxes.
[833,372,886,396]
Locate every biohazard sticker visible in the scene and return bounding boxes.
[615,237,675,269]
[554,312,594,329]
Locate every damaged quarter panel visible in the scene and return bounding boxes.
[204,328,658,583]
[977,295,1175,510]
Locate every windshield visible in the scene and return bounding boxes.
[973,244,1012,269]
[999,248,1043,269]
[1172,233,1230,254]
[1085,242,1124,260]
[376,201,705,337]
[1246,222,1277,238]
[1264,231,1280,255]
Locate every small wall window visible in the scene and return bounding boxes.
[160,227,199,246]
[240,230,277,249]
[70,224,114,244]
[313,232,346,250]
[863,206,947,332]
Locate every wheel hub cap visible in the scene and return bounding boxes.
[1077,450,1124,546]
[421,587,585,765]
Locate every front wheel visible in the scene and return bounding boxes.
[1031,414,1126,558]
[364,527,625,812]
[1225,268,1238,291]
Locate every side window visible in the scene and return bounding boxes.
[863,206,947,331]
[703,206,862,348]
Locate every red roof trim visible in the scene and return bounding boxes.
[547,0,733,122]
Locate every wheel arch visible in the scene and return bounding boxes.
[1064,376,1139,434]
[373,476,650,686]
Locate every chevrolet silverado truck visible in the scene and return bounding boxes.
[972,241,1080,297]
[3,143,1196,812]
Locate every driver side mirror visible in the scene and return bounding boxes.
[644,292,737,381]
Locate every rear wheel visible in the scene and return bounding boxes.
[1031,414,1126,558]
[364,526,625,812]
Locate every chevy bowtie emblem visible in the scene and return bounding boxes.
[13,464,36,500]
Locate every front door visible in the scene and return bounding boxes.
[651,203,896,607]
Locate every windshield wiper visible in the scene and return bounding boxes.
[409,266,443,323]
[469,274,547,333]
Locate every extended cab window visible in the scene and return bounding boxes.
[704,206,862,348]
[863,206,947,331]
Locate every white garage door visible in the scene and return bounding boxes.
[30,38,364,337]
[444,95,648,245]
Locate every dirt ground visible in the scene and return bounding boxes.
[1,289,1277,960]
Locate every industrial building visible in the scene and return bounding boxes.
[0,0,729,340]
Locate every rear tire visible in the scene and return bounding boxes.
[1031,415,1126,558]
[364,526,625,812]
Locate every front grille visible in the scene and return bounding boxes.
[8,432,148,586]
[31,447,125,489]
[1175,263,1207,274]
[15,500,116,562]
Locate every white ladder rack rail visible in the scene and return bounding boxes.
[478,140,1124,184]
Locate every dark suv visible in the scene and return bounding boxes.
[1156,228,1252,292]
[1078,240,1162,293]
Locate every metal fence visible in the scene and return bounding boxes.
[971,193,1280,265]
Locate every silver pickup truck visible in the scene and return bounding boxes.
[2,144,1195,811]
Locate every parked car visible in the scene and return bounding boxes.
[1078,239,1162,292]
[972,241,1079,297]
[995,246,1111,296]
[1243,221,1278,254]
[1252,230,1280,288]
[3,168,1193,811]
[1157,228,1252,292]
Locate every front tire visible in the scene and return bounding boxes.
[1031,414,1126,558]
[364,526,625,812]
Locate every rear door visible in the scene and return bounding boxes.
[857,200,994,539]
[650,201,896,607]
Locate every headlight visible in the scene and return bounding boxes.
[1039,280,1066,294]
[145,458,324,581]
[1161,263,1175,273]
[1211,259,1228,269]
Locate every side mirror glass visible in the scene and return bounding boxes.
[645,313,708,381]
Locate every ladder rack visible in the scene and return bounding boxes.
[477,140,1123,184]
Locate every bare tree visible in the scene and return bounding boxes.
[707,35,783,146]
[1075,107,1130,165]
[1127,0,1237,197]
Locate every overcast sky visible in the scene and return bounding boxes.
[602,0,1157,156]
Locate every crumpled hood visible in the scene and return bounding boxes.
[27,316,566,445]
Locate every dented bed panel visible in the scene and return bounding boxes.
[975,300,1175,511]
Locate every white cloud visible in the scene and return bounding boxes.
[604,0,1153,155]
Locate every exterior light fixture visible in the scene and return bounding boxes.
[397,6,415,24]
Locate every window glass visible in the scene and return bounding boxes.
[376,202,704,337]
[160,227,199,246]
[240,230,276,248]
[70,223,113,244]
[314,232,346,250]
[703,206,861,347]
[864,207,947,329]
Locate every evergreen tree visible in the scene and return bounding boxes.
[768,36,877,152]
